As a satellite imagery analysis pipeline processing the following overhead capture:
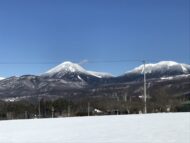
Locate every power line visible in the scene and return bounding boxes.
[87,59,142,63]
[0,59,160,65]
[0,62,60,65]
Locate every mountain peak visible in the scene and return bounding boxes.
[46,61,86,74]
[45,61,113,78]
[127,61,190,74]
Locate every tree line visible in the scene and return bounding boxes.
[0,93,189,120]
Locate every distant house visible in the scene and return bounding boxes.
[92,108,103,115]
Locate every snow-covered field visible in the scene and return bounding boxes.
[0,113,189,143]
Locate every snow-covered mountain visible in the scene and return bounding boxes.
[112,61,190,83]
[46,61,87,75]
[125,61,190,79]
[128,61,190,74]
[0,60,189,100]
[43,61,113,81]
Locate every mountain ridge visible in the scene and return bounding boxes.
[127,61,190,74]
[1,61,190,80]
[0,60,189,100]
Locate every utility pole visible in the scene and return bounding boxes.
[68,95,70,117]
[88,102,90,116]
[67,105,70,117]
[51,106,54,118]
[124,93,127,102]
[143,60,147,114]
[38,97,41,118]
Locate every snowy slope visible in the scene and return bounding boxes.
[0,77,4,80]
[46,61,87,74]
[88,71,113,78]
[44,61,113,78]
[0,113,189,143]
[128,61,190,74]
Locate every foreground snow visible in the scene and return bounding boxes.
[0,113,189,143]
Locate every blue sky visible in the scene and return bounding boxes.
[0,0,189,77]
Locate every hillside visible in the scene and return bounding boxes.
[0,61,189,100]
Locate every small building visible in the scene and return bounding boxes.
[92,108,103,115]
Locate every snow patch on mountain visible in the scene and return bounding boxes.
[77,75,83,81]
[181,64,189,72]
[88,71,113,78]
[0,77,5,80]
[160,74,190,80]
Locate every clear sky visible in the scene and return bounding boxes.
[0,0,189,77]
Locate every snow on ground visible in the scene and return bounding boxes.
[0,113,190,143]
